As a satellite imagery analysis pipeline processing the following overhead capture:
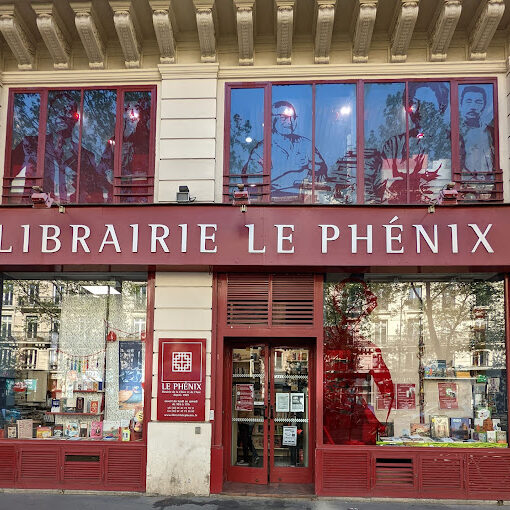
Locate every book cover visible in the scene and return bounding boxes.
[79,422,88,437]
[102,421,120,439]
[76,397,85,413]
[17,419,33,439]
[36,426,52,438]
[53,424,64,437]
[450,418,470,440]
[121,427,130,441]
[50,399,60,413]
[487,430,497,442]
[496,430,507,444]
[7,425,17,439]
[64,422,79,438]
[89,400,99,414]
[431,415,450,438]
[410,423,430,436]
[90,421,103,438]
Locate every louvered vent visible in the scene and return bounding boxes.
[20,450,59,480]
[421,454,462,490]
[375,458,414,487]
[106,447,144,489]
[63,454,102,482]
[226,274,315,327]
[468,453,510,494]
[0,446,16,482]
[322,452,369,491]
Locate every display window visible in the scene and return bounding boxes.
[0,274,147,441]
[323,275,507,447]
[224,79,500,205]
[3,86,156,205]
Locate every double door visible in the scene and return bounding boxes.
[226,342,313,484]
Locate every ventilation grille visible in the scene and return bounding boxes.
[63,453,102,482]
[20,450,59,480]
[375,458,414,487]
[421,454,462,490]
[106,448,144,488]
[468,454,510,494]
[322,452,369,491]
[226,274,315,327]
[0,446,16,482]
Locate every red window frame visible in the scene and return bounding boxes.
[2,85,157,205]
[223,78,500,205]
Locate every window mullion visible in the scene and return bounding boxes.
[357,80,364,205]
[37,90,49,191]
[113,87,124,204]
[264,83,272,204]
[75,89,85,204]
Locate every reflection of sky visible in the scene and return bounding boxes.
[315,84,356,168]
[13,93,40,146]
[364,83,405,141]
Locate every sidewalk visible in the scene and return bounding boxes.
[0,492,507,510]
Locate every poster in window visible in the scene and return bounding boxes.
[276,392,290,412]
[290,393,305,413]
[438,382,458,409]
[376,384,396,410]
[282,426,297,446]
[396,383,416,410]
[118,341,143,410]
[235,384,254,411]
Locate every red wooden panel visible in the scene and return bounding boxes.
[467,452,510,497]
[272,275,315,326]
[322,451,370,492]
[106,447,144,489]
[420,454,463,491]
[20,449,59,480]
[63,451,103,482]
[227,274,269,325]
[0,445,16,483]
[375,458,414,487]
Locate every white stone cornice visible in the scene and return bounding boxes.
[150,0,177,64]
[70,1,106,69]
[390,0,419,63]
[109,0,142,68]
[233,0,255,66]
[193,0,217,63]
[468,0,505,61]
[32,2,72,69]
[429,0,462,62]
[314,0,337,64]
[158,63,219,80]
[274,0,295,65]
[352,0,378,63]
[0,5,36,70]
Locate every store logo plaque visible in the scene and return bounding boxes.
[157,338,206,421]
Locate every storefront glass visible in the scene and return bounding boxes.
[0,275,147,441]
[323,276,507,447]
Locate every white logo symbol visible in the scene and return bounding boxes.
[172,352,192,372]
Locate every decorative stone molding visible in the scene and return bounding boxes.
[429,0,462,62]
[352,0,378,63]
[314,0,337,64]
[150,0,177,64]
[70,1,106,69]
[32,2,72,70]
[109,0,142,68]
[390,0,419,63]
[468,0,505,61]
[158,63,219,80]
[275,0,295,65]
[0,5,36,70]
[193,0,217,63]
[234,0,255,66]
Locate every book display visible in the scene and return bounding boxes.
[0,277,147,442]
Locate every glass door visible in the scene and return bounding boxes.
[227,343,313,485]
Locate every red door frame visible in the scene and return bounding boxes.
[223,339,315,485]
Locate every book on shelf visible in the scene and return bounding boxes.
[90,421,103,438]
[36,426,52,439]
[496,430,507,444]
[79,422,88,438]
[76,397,85,413]
[50,399,61,413]
[431,416,449,438]
[410,423,430,436]
[53,424,63,437]
[6,425,17,439]
[17,419,33,439]
[450,418,471,440]
[487,430,497,443]
[64,422,79,438]
[89,400,99,414]
[102,421,120,439]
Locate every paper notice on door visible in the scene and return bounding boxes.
[276,392,290,412]
[290,393,305,412]
[282,426,297,446]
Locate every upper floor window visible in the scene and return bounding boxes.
[3,86,156,205]
[224,79,499,205]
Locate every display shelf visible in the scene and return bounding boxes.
[54,389,105,393]
[424,377,477,380]
[45,412,103,416]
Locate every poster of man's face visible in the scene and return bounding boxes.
[460,86,487,127]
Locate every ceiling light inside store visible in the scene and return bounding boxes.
[82,285,120,295]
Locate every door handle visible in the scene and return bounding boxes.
[263,405,268,420]
[270,405,275,419]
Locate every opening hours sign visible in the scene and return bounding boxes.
[157,338,206,421]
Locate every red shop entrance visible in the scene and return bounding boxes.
[224,341,315,485]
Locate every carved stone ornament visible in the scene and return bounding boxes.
[234,0,255,66]
[150,1,177,64]
[0,7,35,70]
[33,3,71,69]
[314,0,337,64]
[468,0,505,61]
[193,0,216,63]
[275,0,295,65]
[70,2,106,69]
[109,1,143,68]
[352,0,378,63]
[390,0,419,63]
[429,0,462,62]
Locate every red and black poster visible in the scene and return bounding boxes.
[396,383,416,410]
[438,382,458,409]
[376,384,396,411]
[157,338,206,421]
[235,384,254,411]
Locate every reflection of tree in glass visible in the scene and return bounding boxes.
[230,113,260,175]
[12,94,40,148]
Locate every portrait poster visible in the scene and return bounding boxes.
[276,392,290,412]
[397,383,416,410]
[118,340,143,410]
[376,384,396,410]
[438,382,458,409]
[290,393,305,413]
[282,426,297,446]
[235,384,254,411]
